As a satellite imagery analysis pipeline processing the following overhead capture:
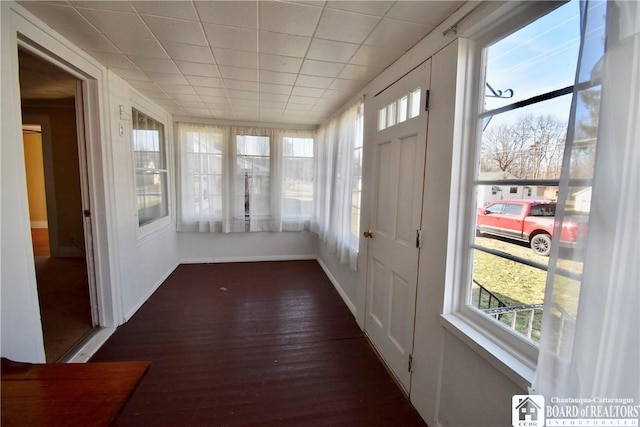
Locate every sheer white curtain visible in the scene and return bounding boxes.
[533,0,639,402]
[176,123,229,232]
[177,123,314,233]
[313,102,363,270]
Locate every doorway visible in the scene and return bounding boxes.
[362,60,431,393]
[19,48,96,362]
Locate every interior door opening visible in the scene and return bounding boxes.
[19,47,96,362]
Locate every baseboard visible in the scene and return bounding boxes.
[316,257,357,317]
[179,254,317,264]
[30,220,48,229]
[124,261,180,321]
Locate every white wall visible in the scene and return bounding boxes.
[178,230,316,264]
[105,71,179,320]
[0,2,179,360]
[316,242,358,315]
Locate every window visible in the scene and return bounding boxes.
[177,123,315,233]
[351,109,364,249]
[282,137,314,224]
[132,109,168,226]
[378,87,421,131]
[461,0,601,357]
[235,135,271,229]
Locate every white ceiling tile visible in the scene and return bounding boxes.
[203,24,257,52]
[61,30,120,54]
[228,90,259,100]
[212,48,257,69]
[328,78,362,92]
[145,72,189,85]
[230,98,259,107]
[194,1,257,29]
[338,63,382,81]
[307,39,359,63]
[185,108,213,117]
[286,1,326,7]
[259,91,291,102]
[349,45,404,68]
[185,76,224,87]
[77,9,152,38]
[295,74,333,89]
[20,3,96,33]
[389,1,464,27]
[314,8,379,44]
[325,1,393,16]
[161,42,215,64]
[107,35,169,58]
[218,66,258,82]
[194,86,228,97]
[300,59,344,78]
[292,86,325,98]
[157,84,197,95]
[259,54,303,74]
[176,100,208,108]
[259,70,298,86]
[70,1,135,12]
[88,51,137,69]
[176,61,219,77]
[259,31,311,58]
[321,89,344,99]
[110,67,150,81]
[288,96,317,105]
[224,80,259,92]
[259,1,322,37]
[200,95,230,105]
[142,15,208,46]
[259,84,292,96]
[260,100,288,109]
[132,1,198,21]
[128,56,180,73]
[364,18,430,51]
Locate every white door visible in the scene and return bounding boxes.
[363,61,431,392]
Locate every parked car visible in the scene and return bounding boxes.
[476,199,582,256]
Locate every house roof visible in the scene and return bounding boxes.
[18,0,464,126]
[515,397,542,410]
[478,171,519,181]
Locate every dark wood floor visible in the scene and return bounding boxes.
[91,261,427,426]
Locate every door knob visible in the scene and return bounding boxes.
[363,230,374,238]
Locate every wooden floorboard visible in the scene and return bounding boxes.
[91,261,427,426]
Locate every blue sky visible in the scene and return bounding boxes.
[484,0,607,127]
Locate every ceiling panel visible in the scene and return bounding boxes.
[19,0,460,125]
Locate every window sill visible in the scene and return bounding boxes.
[440,313,535,391]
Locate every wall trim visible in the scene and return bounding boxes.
[316,257,357,317]
[124,261,179,321]
[179,254,317,264]
[30,220,48,228]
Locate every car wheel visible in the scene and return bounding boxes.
[530,233,552,256]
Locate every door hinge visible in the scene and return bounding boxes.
[408,354,414,372]
[424,89,430,111]
[416,229,422,249]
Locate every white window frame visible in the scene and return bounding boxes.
[131,96,174,242]
[443,1,569,385]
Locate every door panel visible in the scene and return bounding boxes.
[363,60,431,393]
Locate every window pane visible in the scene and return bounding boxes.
[387,101,397,127]
[483,1,605,113]
[378,107,387,130]
[132,108,168,226]
[398,95,408,123]
[136,171,168,226]
[409,88,421,118]
[283,137,314,220]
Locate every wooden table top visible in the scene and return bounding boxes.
[1,358,150,427]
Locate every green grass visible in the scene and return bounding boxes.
[471,236,582,342]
